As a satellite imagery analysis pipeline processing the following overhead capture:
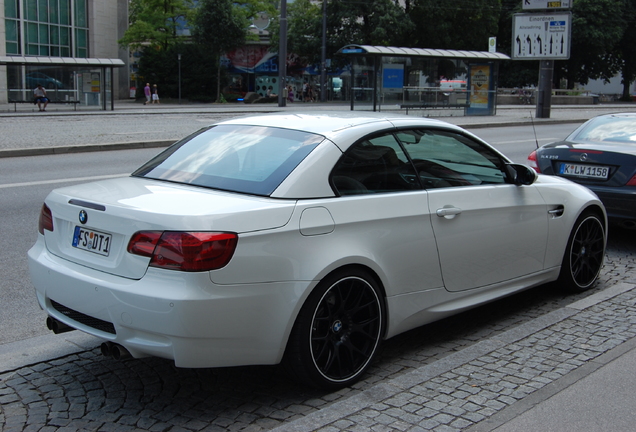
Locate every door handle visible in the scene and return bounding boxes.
[436,207,462,217]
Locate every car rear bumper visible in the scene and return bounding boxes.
[28,237,307,368]
[586,186,636,225]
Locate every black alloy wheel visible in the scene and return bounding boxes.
[560,212,606,291]
[285,269,384,389]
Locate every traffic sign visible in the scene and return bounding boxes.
[522,0,571,10]
[512,13,571,60]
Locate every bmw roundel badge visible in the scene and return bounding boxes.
[79,210,88,224]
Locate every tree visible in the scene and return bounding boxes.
[136,43,219,102]
[616,0,636,100]
[407,0,501,51]
[268,0,415,75]
[555,0,626,89]
[328,0,415,48]
[192,0,277,102]
[119,0,194,51]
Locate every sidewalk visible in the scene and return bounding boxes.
[263,281,636,432]
[0,100,634,159]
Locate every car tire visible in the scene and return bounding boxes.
[559,211,606,292]
[284,268,385,389]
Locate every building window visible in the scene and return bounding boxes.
[4,0,20,54]
[6,0,88,57]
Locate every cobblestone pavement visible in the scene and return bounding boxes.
[1,226,635,431]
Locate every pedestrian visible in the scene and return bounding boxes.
[152,84,160,104]
[302,81,309,102]
[287,85,294,103]
[33,84,49,112]
[143,83,151,105]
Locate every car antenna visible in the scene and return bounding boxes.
[530,110,539,149]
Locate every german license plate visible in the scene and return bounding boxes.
[72,226,112,256]
[559,163,609,179]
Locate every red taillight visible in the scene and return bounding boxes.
[527,150,541,173]
[127,231,162,257]
[627,174,636,186]
[128,231,238,272]
[38,204,54,234]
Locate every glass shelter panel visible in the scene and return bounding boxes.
[5,64,117,111]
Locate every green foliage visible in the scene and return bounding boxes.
[555,0,627,88]
[329,0,415,47]
[269,0,415,73]
[408,0,501,51]
[192,0,249,55]
[617,0,636,99]
[119,0,194,51]
[124,0,636,94]
[136,44,220,102]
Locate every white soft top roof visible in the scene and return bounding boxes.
[217,111,456,138]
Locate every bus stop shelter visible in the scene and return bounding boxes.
[1,56,125,111]
[336,45,510,116]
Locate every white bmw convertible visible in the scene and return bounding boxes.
[28,112,606,389]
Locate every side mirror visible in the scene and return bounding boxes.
[505,163,538,186]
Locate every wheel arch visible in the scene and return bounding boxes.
[281,262,390,388]
[281,262,391,360]
[558,203,607,292]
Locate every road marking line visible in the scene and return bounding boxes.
[0,174,129,189]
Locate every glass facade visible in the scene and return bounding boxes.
[4,0,89,58]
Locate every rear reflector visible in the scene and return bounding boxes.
[128,231,238,272]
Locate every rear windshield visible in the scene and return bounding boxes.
[133,124,324,196]
[570,116,636,144]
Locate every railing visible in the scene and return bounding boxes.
[401,86,469,108]
[8,88,80,103]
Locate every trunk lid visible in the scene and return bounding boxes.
[43,177,296,279]
[539,141,636,186]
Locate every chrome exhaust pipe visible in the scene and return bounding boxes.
[100,341,132,361]
[46,317,75,334]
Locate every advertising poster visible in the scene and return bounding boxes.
[467,64,495,115]
[470,65,490,107]
[382,64,404,92]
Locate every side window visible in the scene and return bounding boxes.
[331,133,419,195]
[396,129,506,188]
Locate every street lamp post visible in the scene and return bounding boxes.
[178,53,182,105]
[320,0,327,102]
[278,1,287,107]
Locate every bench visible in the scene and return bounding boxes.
[8,99,81,112]
[400,102,469,114]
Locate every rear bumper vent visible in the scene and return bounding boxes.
[51,300,116,335]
